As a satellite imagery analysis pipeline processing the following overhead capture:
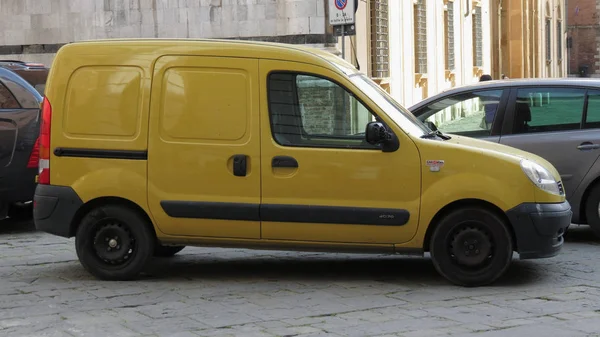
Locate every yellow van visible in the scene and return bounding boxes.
[33,39,571,287]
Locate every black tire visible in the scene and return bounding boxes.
[429,206,513,287]
[75,205,155,281]
[154,244,185,257]
[585,183,600,239]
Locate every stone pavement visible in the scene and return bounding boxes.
[1,219,600,337]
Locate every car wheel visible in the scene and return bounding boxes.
[154,244,185,257]
[584,183,600,239]
[75,205,155,281]
[7,202,33,220]
[429,206,513,287]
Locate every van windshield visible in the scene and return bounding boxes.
[349,74,431,137]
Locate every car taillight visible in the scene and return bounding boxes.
[38,96,52,185]
[26,137,39,168]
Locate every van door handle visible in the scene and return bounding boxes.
[577,142,600,151]
[272,156,298,168]
[232,154,247,177]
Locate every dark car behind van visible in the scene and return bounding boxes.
[0,62,47,220]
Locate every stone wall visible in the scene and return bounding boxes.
[0,0,334,65]
[297,77,349,135]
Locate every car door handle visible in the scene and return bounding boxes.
[577,142,600,151]
[272,156,298,168]
[232,154,248,177]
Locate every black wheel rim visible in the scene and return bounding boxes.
[447,221,495,272]
[91,219,136,267]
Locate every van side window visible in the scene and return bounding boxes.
[0,81,20,109]
[268,72,379,149]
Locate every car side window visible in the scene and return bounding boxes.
[268,72,379,149]
[420,90,504,137]
[585,90,600,129]
[0,81,20,109]
[512,87,585,134]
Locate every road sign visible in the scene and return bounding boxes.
[333,24,356,36]
[329,0,356,25]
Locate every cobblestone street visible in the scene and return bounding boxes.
[1,219,600,337]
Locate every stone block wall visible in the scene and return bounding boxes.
[297,77,350,136]
[0,0,333,64]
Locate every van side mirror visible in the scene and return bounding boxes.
[424,120,438,131]
[365,121,399,152]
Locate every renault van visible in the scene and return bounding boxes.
[33,39,571,287]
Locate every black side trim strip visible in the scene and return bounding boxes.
[53,147,148,160]
[161,201,260,221]
[159,201,410,226]
[261,204,409,226]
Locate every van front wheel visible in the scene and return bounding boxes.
[429,207,513,287]
[75,205,155,281]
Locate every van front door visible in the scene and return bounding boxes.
[147,55,261,239]
[258,60,421,245]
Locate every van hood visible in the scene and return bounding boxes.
[439,134,561,179]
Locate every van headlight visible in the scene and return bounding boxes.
[520,159,561,195]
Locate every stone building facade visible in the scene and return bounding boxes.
[489,0,567,79]
[334,0,567,107]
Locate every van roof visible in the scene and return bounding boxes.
[59,38,359,76]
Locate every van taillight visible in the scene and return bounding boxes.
[38,97,52,185]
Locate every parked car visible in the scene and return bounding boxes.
[0,66,44,220]
[34,39,570,287]
[0,60,49,95]
[408,78,600,238]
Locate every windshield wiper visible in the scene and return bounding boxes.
[421,129,451,140]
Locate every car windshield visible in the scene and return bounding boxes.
[349,73,431,136]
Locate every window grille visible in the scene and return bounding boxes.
[556,20,562,61]
[473,6,483,67]
[446,1,455,71]
[546,18,552,61]
[414,0,427,74]
[370,0,389,78]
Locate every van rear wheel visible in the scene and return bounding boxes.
[75,205,155,281]
[429,207,513,287]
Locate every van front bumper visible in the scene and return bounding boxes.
[33,184,83,238]
[506,201,572,259]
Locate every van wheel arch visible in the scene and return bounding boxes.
[423,199,517,253]
[70,197,157,239]
[579,176,600,225]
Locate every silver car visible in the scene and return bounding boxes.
[408,78,600,237]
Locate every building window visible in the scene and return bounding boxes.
[472,5,483,67]
[370,0,389,78]
[546,19,552,61]
[557,20,562,62]
[445,0,455,71]
[546,2,552,63]
[414,0,427,74]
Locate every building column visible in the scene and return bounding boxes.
[507,0,525,78]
